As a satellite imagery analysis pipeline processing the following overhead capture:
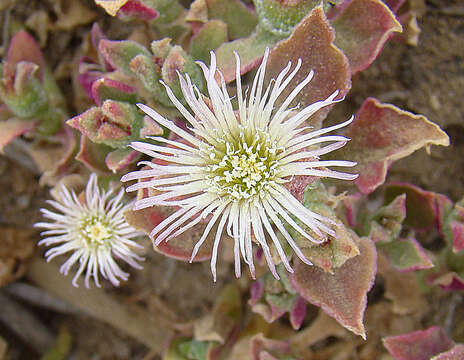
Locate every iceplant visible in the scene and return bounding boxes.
[36,174,144,288]
[122,48,357,281]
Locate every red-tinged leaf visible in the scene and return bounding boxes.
[338,193,364,229]
[436,194,454,234]
[77,63,103,100]
[428,272,464,291]
[117,0,159,21]
[91,78,137,106]
[266,6,350,125]
[124,205,214,262]
[368,194,406,243]
[284,175,316,203]
[290,236,377,338]
[385,183,438,230]
[99,39,151,75]
[140,115,163,138]
[379,237,433,272]
[299,182,360,271]
[7,31,44,69]
[333,98,449,194]
[331,0,402,74]
[432,345,464,360]
[289,296,307,330]
[105,148,140,172]
[451,220,464,253]
[0,118,37,151]
[383,327,455,360]
[76,135,113,174]
[441,202,464,253]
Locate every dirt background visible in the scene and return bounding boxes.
[0,0,463,359]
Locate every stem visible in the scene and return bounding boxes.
[27,258,177,353]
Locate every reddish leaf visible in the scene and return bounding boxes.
[7,31,44,69]
[75,135,113,174]
[91,78,137,106]
[428,272,464,291]
[368,194,406,243]
[105,148,140,172]
[334,98,449,194]
[117,0,159,21]
[451,219,464,253]
[291,236,377,338]
[383,327,455,360]
[299,183,360,271]
[379,237,433,272]
[266,6,350,125]
[332,0,402,74]
[0,118,37,151]
[124,205,213,262]
[385,183,438,230]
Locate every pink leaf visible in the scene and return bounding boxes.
[75,135,113,174]
[334,98,449,194]
[383,327,455,360]
[91,78,137,106]
[428,272,464,291]
[105,148,140,172]
[379,237,433,272]
[385,182,438,230]
[124,181,214,262]
[117,0,159,21]
[291,236,377,338]
[266,6,350,125]
[7,31,44,69]
[451,220,464,253]
[0,118,37,151]
[331,0,402,74]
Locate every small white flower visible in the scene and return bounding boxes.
[36,174,144,288]
[122,49,357,281]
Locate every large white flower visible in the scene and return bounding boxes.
[122,49,357,281]
[36,174,144,288]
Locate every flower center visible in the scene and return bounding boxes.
[79,216,112,247]
[205,129,285,201]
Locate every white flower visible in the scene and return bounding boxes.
[36,174,144,288]
[121,48,357,281]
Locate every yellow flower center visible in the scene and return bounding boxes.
[80,216,112,247]
[205,129,285,201]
